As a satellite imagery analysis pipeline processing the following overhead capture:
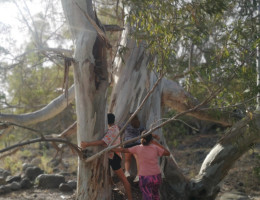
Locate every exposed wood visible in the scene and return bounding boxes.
[108,74,164,148]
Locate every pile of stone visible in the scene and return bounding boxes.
[0,163,77,195]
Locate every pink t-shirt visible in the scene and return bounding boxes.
[102,125,121,159]
[128,143,164,176]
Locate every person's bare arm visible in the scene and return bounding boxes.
[151,140,170,156]
[81,140,107,149]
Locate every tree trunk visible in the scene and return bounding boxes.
[109,24,190,199]
[61,0,110,199]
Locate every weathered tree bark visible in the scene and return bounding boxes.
[61,0,110,199]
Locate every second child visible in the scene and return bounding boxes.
[113,132,170,200]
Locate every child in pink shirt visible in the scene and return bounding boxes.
[113,132,170,200]
[81,113,132,200]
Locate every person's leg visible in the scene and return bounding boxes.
[133,154,139,182]
[151,174,162,200]
[114,168,133,200]
[139,175,153,200]
[124,153,132,176]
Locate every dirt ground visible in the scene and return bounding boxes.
[0,133,259,200]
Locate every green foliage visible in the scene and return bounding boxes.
[199,0,227,15]
[125,0,258,114]
[6,49,73,113]
[39,156,53,174]
[0,0,74,114]
[125,0,230,70]
[20,149,33,158]
[162,110,191,148]
[1,0,258,118]
[3,156,22,174]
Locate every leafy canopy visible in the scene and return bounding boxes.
[124,0,258,113]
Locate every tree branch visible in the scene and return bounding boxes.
[162,78,232,127]
[104,24,124,32]
[0,85,75,126]
[0,136,83,159]
[58,121,77,138]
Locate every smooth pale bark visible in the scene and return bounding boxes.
[61,0,110,199]
[0,85,74,125]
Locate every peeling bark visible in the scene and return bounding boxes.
[61,0,110,199]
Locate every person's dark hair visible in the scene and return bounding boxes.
[141,132,153,146]
[130,115,140,129]
[107,113,115,125]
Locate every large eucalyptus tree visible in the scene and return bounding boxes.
[0,0,259,200]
